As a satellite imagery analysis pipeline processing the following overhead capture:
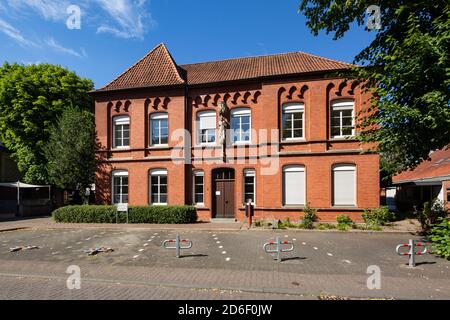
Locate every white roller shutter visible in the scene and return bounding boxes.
[333,165,356,206]
[284,166,305,205]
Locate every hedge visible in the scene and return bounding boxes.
[52,205,197,224]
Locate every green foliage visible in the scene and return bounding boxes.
[298,1,450,175]
[0,63,94,184]
[429,218,450,260]
[316,223,337,230]
[44,107,96,201]
[362,206,394,227]
[415,200,448,231]
[52,205,198,224]
[300,203,317,229]
[278,218,297,229]
[336,215,354,231]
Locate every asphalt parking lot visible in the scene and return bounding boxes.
[0,228,449,299]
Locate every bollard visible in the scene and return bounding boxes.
[245,199,254,229]
[263,236,294,262]
[395,239,427,268]
[163,233,193,258]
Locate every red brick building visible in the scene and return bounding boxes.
[91,44,380,222]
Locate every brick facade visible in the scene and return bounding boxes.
[92,45,380,222]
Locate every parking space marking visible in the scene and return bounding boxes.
[222,251,227,255]
[138,249,144,252]
[327,253,333,257]
[313,247,318,250]
[133,255,139,259]
[302,242,306,245]
[225,257,231,261]
[343,259,352,264]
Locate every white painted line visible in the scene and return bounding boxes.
[212,234,216,237]
[153,233,158,235]
[143,243,149,247]
[219,246,223,249]
[222,251,227,254]
[284,235,288,238]
[343,259,351,264]
[133,255,139,259]
[138,249,144,252]
[216,241,221,244]
[302,242,306,245]
[327,253,333,256]
[85,238,91,241]
[52,252,59,255]
[225,257,231,261]
[66,246,72,249]
[293,238,297,241]
[313,247,318,250]
[76,242,82,245]
[151,236,155,239]
[214,237,218,240]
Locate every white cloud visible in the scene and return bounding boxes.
[45,37,87,58]
[95,0,156,39]
[6,0,72,22]
[0,18,38,47]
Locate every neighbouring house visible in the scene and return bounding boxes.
[0,139,20,183]
[392,147,450,212]
[90,43,380,222]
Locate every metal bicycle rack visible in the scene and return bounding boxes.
[163,233,193,258]
[263,236,294,262]
[395,239,427,268]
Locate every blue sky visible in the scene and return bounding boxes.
[0,0,375,89]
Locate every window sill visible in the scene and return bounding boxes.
[281,139,306,144]
[148,145,170,150]
[332,205,357,209]
[111,147,131,151]
[330,136,356,141]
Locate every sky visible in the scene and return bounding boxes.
[0,0,376,89]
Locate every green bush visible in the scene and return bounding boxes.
[336,215,354,231]
[300,203,317,229]
[316,223,336,230]
[429,217,450,260]
[52,205,197,224]
[362,206,394,227]
[415,200,447,232]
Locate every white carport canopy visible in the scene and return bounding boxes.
[0,182,49,188]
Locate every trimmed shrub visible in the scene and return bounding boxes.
[415,200,447,232]
[429,217,450,260]
[362,206,394,227]
[336,215,354,231]
[52,205,197,224]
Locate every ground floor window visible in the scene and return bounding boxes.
[193,171,204,205]
[112,170,128,204]
[243,169,255,204]
[332,164,356,206]
[150,169,167,205]
[283,166,305,206]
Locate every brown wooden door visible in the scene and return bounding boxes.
[214,179,235,218]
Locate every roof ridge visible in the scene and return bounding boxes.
[180,51,353,67]
[100,43,184,90]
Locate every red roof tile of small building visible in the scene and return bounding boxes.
[96,43,353,92]
[393,148,450,184]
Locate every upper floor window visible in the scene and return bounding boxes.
[332,164,356,206]
[193,171,204,205]
[283,165,306,206]
[243,169,256,205]
[197,111,216,145]
[150,113,168,146]
[282,103,304,140]
[149,169,168,205]
[331,100,354,138]
[112,170,128,204]
[231,108,251,143]
[113,116,130,148]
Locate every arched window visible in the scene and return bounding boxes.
[112,170,128,204]
[283,165,306,206]
[231,108,251,143]
[149,169,168,205]
[331,100,354,138]
[282,103,304,140]
[197,111,216,145]
[150,113,168,146]
[332,164,356,206]
[113,115,130,148]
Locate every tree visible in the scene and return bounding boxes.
[0,63,94,184]
[44,107,96,203]
[298,1,450,175]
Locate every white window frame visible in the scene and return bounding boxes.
[243,169,256,205]
[113,115,130,149]
[149,169,168,206]
[196,111,217,146]
[332,164,357,207]
[193,171,204,206]
[331,100,355,138]
[282,103,305,141]
[112,170,128,204]
[150,113,169,146]
[283,165,306,206]
[231,108,252,144]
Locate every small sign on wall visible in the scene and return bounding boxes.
[116,203,128,212]
[215,191,221,196]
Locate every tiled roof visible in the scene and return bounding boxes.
[393,148,450,184]
[96,43,353,92]
[181,52,353,85]
[98,43,185,92]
